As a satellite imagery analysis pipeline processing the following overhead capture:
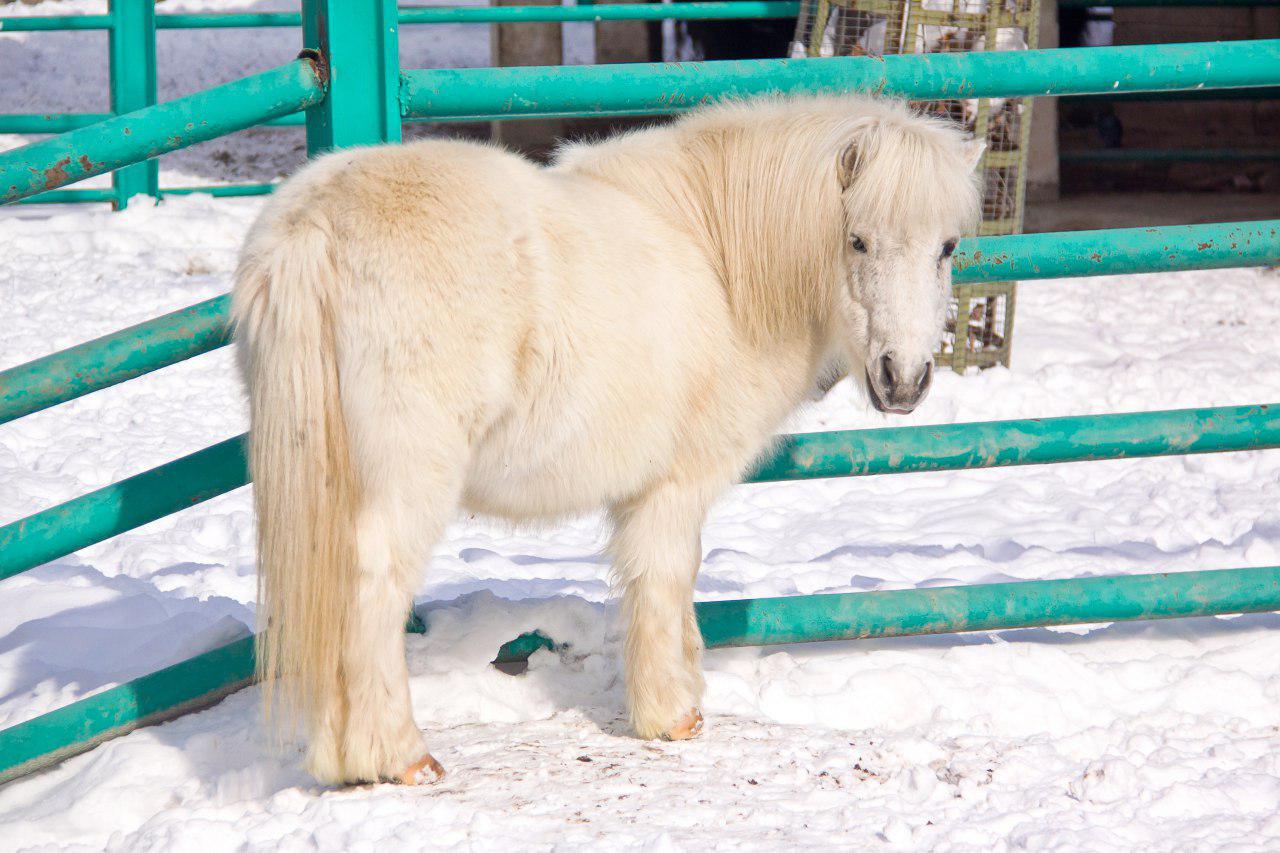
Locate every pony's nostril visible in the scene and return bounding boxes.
[879,354,895,387]
[917,362,933,394]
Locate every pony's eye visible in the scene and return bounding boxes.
[941,239,958,259]
[849,235,868,253]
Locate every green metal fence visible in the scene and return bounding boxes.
[1,1,801,208]
[1,0,1278,785]
[6,1,1273,204]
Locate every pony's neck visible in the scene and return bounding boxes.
[688,118,848,346]
[558,104,848,347]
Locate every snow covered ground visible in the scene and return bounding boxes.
[5,2,1280,850]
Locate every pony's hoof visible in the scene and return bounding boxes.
[396,752,446,785]
[661,709,704,741]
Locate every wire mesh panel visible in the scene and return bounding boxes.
[792,0,1038,370]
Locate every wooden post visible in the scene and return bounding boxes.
[1026,0,1059,202]
[594,0,655,65]
[491,0,565,157]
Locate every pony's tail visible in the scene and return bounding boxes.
[232,211,357,752]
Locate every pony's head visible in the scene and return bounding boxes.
[834,109,984,414]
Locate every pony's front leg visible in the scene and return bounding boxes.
[611,481,711,740]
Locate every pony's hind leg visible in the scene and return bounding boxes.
[333,379,473,784]
[340,489,456,784]
[611,481,711,740]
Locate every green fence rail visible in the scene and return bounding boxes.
[1061,148,1280,163]
[1,59,325,204]
[4,403,1277,584]
[523,564,1280,664]
[0,13,114,31]
[0,635,256,786]
[400,40,1280,119]
[949,220,1280,283]
[3,20,1280,787]
[0,295,231,426]
[7,561,1280,784]
[7,0,1272,30]
[10,188,117,204]
[0,436,248,583]
[2,220,1274,428]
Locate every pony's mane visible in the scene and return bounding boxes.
[554,94,980,342]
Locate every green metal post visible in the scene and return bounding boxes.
[108,0,159,209]
[301,0,401,154]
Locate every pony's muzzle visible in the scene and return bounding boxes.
[866,354,932,414]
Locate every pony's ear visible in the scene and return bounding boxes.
[964,139,987,172]
[838,141,859,189]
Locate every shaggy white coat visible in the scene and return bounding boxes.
[233,94,983,785]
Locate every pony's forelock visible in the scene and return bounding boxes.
[840,105,983,239]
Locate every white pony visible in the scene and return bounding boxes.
[233,94,983,785]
